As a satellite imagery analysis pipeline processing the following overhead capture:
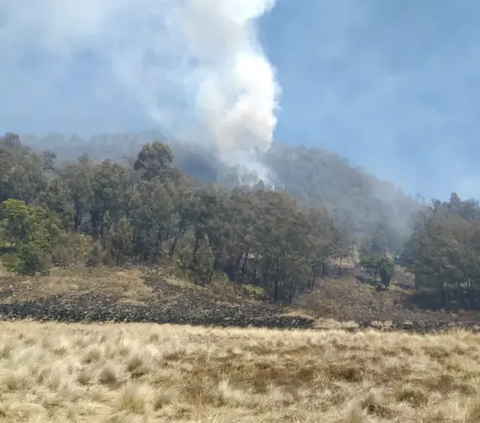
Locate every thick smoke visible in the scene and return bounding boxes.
[0,0,280,178]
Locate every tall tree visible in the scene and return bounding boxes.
[134,141,174,181]
[60,154,94,231]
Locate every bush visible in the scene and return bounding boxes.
[243,284,266,300]
[210,270,232,295]
[86,242,108,267]
[51,232,93,266]
[360,254,395,288]
[1,253,19,272]
[176,235,195,270]
[3,243,52,276]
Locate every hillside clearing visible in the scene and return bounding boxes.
[0,322,479,422]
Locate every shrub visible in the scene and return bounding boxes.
[4,243,52,276]
[210,270,234,297]
[0,200,60,276]
[243,284,266,300]
[86,242,108,267]
[51,232,93,266]
[0,253,19,272]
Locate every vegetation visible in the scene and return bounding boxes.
[264,142,421,248]
[359,254,395,289]
[402,193,480,310]
[22,131,421,247]
[5,130,480,422]
[0,199,60,275]
[1,133,348,302]
[5,131,480,312]
[0,321,480,422]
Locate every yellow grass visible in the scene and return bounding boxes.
[0,322,480,422]
[0,265,258,307]
[0,266,154,305]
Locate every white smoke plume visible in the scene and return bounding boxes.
[0,0,280,176]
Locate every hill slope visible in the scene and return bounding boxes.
[1,266,480,332]
[264,142,421,244]
[0,266,312,329]
[21,131,422,244]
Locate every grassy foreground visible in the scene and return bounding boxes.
[0,323,480,423]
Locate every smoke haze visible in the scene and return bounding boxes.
[0,0,280,171]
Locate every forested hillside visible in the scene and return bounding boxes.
[0,133,343,303]
[402,193,480,310]
[21,131,421,249]
[5,131,480,314]
[264,142,421,249]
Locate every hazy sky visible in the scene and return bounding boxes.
[1,0,479,200]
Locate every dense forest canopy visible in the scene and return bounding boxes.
[401,193,480,309]
[2,131,479,310]
[20,131,422,248]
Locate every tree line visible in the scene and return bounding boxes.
[0,133,349,302]
[3,131,479,310]
[402,193,480,310]
[22,131,421,248]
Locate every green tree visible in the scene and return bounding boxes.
[134,142,174,181]
[91,159,128,236]
[60,154,93,231]
[402,193,480,309]
[103,217,135,264]
[190,234,214,285]
[129,180,174,263]
[35,177,74,230]
[0,133,48,203]
[377,255,395,288]
[359,254,395,288]
[0,199,60,275]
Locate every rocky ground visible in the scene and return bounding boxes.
[0,267,312,329]
[296,275,480,332]
[2,266,480,333]
[0,289,313,329]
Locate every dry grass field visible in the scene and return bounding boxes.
[1,323,480,422]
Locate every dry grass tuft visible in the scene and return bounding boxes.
[466,397,480,423]
[0,266,155,305]
[118,382,151,414]
[360,388,393,418]
[98,361,121,386]
[0,322,480,421]
[343,402,367,423]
